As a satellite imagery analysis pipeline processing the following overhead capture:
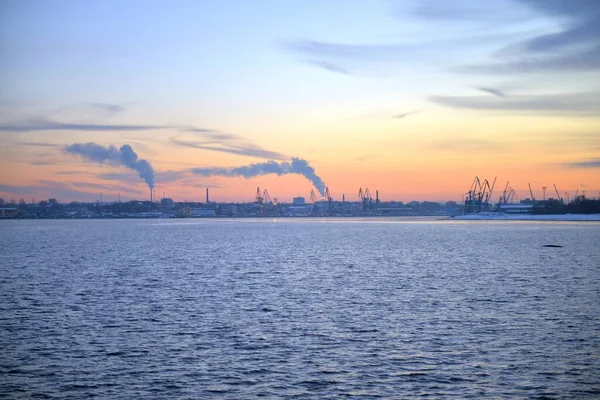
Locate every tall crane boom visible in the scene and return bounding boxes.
[553,184,562,203]
[325,187,333,203]
[262,189,272,204]
[255,187,263,204]
[528,183,535,201]
[499,181,510,204]
[364,188,373,204]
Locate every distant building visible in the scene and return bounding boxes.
[497,203,533,214]
[191,208,216,217]
[161,198,174,205]
[216,203,238,217]
[285,205,312,216]
[0,207,18,218]
[48,198,57,205]
[293,197,306,205]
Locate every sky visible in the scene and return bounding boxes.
[0,0,599,203]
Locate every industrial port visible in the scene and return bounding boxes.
[1,178,599,219]
[461,176,599,215]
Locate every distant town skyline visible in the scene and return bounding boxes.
[1,0,599,203]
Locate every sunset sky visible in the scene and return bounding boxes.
[1,0,599,203]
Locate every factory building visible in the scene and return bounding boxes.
[293,197,306,205]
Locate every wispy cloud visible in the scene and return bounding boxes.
[458,49,600,74]
[286,1,599,117]
[429,137,507,151]
[563,158,600,168]
[454,1,600,75]
[305,60,351,75]
[410,0,533,24]
[287,40,410,61]
[56,170,94,175]
[30,161,61,166]
[171,129,287,160]
[179,181,221,189]
[475,87,506,97]
[16,141,63,147]
[429,92,600,114]
[69,180,144,194]
[97,172,138,182]
[0,184,37,196]
[392,110,422,119]
[0,118,166,133]
[85,102,127,117]
[96,170,191,185]
[156,170,191,183]
[0,181,106,202]
[285,27,526,76]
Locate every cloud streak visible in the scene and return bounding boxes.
[392,110,422,119]
[456,0,600,75]
[0,118,165,133]
[305,60,351,75]
[171,129,287,160]
[429,137,507,152]
[69,180,144,194]
[476,87,506,97]
[86,102,127,117]
[429,92,600,114]
[0,181,106,202]
[564,158,600,168]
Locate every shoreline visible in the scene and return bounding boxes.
[450,213,600,221]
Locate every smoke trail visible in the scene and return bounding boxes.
[64,142,155,189]
[191,157,326,195]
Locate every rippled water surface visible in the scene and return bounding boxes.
[1,218,599,398]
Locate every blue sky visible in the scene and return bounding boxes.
[0,0,598,202]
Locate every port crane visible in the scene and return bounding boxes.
[464,177,495,213]
[309,189,318,204]
[498,182,517,204]
[358,187,373,209]
[255,187,273,205]
[464,177,481,213]
[553,184,563,203]
[262,189,273,204]
[325,187,333,207]
[480,178,496,212]
[528,183,535,202]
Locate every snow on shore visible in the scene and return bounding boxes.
[450,213,600,221]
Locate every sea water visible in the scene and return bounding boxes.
[1,218,599,398]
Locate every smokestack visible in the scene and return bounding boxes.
[343,194,345,202]
[150,189,152,203]
[376,190,379,204]
[206,188,209,203]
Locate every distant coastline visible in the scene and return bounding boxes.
[450,213,600,221]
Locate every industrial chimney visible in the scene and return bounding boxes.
[206,188,209,204]
[150,189,152,203]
